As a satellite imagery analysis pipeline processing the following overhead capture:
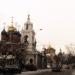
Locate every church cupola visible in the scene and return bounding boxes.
[8,17,17,32]
[24,14,33,30]
[1,28,7,35]
[1,28,8,41]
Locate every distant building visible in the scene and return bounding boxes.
[45,45,55,56]
[43,45,56,68]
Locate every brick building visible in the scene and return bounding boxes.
[0,20,24,67]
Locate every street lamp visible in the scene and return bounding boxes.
[35,29,43,49]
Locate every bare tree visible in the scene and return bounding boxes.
[65,43,75,55]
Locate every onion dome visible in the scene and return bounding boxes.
[24,14,33,25]
[13,31,21,36]
[8,17,17,32]
[47,44,52,50]
[45,44,55,54]
[8,25,16,32]
[17,31,21,36]
[1,28,7,35]
[16,31,21,36]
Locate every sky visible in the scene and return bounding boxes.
[0,0,75,53]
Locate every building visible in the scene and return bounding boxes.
[0,15,47,69]
[43,45,56,68]
[0,19,24,67]
[21,15,37,65]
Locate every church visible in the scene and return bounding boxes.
[0,18,22,66]
[0,15,37,67]
[0,15,48,69]
[21,14,37,65]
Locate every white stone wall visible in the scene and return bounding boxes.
[21,15,36,65]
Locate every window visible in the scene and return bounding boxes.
[24,35,28,42]
[26,24,28,30]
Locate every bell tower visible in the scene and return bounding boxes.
[24,14,33,31]
[21,14,36,64]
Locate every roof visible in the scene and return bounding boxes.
[1,29,7,35]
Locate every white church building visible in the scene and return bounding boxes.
[21,15,37,65]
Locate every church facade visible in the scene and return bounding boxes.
[0,15,37,66]
[0,15,47,69]
[0,19,23,66]
[21,15,37,65]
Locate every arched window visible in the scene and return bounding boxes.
[24,35,28,42]
[26,24,28,30]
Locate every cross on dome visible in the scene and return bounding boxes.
[27,14,30,20]
[11,16,14,26]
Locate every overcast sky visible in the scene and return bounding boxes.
[0,0,75,53]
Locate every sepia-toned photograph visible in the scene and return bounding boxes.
[0,0,75,75]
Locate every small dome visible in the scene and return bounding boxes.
[13,31,21,36]
[46,45,55,53]
[8,25,16,32]
[17,31,21,36]
[8,16,17,32]
[24,14,33,25]
[1,29,7,35]
[47,45,52,49]
[49,48,55,51]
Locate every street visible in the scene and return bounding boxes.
[0,69,75,75]
[15,69,75,75]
